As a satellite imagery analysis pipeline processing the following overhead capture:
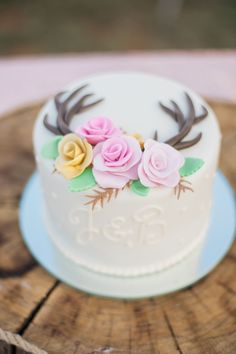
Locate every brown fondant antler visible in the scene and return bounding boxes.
[159,92,208,150]
[43,84,104,135]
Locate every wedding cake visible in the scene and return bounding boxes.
[33,72,221,276]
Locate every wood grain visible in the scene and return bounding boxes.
[0,100,235,354]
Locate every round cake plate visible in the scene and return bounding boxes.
[19,171,235,300]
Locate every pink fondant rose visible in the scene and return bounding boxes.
[76,117,121,145]
[92,135,142,188]
[138,139,184,188]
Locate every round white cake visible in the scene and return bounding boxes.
[33,72,221,277]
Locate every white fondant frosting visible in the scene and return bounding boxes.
[33,72,221,277]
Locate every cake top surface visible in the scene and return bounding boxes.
[34,71,221,157]
[34,71,221,202]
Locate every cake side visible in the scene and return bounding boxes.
[38,159,216,276]
[33,72,221,276]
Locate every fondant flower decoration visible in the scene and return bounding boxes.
[92,135,142,188]
[76,117,121,145]
[55,134,93,179]
[131,133,145,150]
[41,86,208,205]
[138,139,184,188]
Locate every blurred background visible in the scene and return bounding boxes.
[0,0,236,55]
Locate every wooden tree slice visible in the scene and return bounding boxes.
[0,100,235,354]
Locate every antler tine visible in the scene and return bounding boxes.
[174,97,206,148]
[54,93,73,134]
[63,96,91,124]
[64,94,104,124]
[63,84,88,105]
[57,105,72,135]
[153,130,158,141]
[53,98,72,135]
[185,92,196,123]
[165,93,195,146]
[174,132,202,150]
[194,106,208,124]
[42,92,66,135]
[76,94,104,112]
[159,102,177,122]
[80,97,104,111]
[158,101,181,141]
[170,100,185,128]
[75,93,96,109]
[54,92,66,111]
[43,114,61,135]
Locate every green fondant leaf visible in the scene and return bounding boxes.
[131,180,150,196]
[179,157,204,177]
[68,167,96,192]
[41,136,63,160]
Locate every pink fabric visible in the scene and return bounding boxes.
[93,135,142,188]
[138,139,184,188]
[76,117,121,145]
[0,51,236,116]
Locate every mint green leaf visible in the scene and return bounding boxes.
[68,167,96,192]
[41,136,63,160]
[131,180,150,196]
[179,157,204,177]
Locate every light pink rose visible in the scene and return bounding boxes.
[75,117,121,145]
[92,135,142,188]
[138,139,184,188]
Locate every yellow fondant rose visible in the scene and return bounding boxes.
[55,134,93,179]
